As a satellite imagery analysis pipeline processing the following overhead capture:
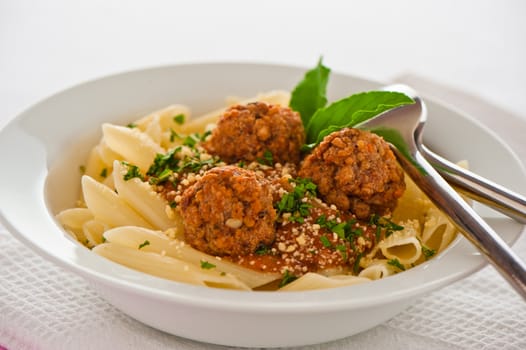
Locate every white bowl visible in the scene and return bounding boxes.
[0,63,524,348]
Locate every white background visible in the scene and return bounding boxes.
[1,0,526,127]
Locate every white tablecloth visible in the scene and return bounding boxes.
[1,1,525,349]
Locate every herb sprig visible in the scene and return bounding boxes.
[121,161,144,181]
[387,258,406,271]
[369,214,404,241]
[316,215,363,243]
[289,58,415,150]
[200,260,216,270]
[275,177,317,223]
[138,240,150,249]
[421,244,436,260]
[146,132,218,185]
[289,58,331,126]
[316,215,362,261]
[279,270,298,288]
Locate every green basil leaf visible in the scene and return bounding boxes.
[305,91,414,145]
[289,58,331,126]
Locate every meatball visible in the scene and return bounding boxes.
[203,102,305,164]
[298,128,405,220]
[179,165,277,256]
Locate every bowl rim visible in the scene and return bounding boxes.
[1,61,524,314]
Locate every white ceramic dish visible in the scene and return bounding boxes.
[0,63,525,348]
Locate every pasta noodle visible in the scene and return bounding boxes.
[93,243,251,290]
[112,160,180,231]
[82,220,108,247]
[279,273,370,291]
[57,90,463,292]
[81,175,153,229]
[421,206,457,253]
[56,207,93,242]
[378,220,422,265]
[134,104,191,132]
[102,123,164,172]
[358,261,397,280]
[84,146,109,181]
[102,226,279,289]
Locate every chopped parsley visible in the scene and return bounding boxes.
[369,214,404,240]
[79,165,86,174]
[126,123,137,128]
[387,258,406,271]
[147,148,181,180]
[316,215,362,243]
[181,131,211,147]
[200,260,216,269]
[138,240,150,249]
[169,128,181,142]
[146,132,218,185]
[279,270,298,288]
[275,177,317,223]
[257,150,274,166]
[335,244,348,261]
[421,244,436,260]
[320,235,332,248]
[173,113,185,125]
[317,217,357,260]
[182,135,198,147]
[181,156,217,173]
[99,168,108,178]
[353,253,363,274]
[255,244,270,255]
[148,150,216,183]
[121,161,144,181]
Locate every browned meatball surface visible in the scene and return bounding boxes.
[203,102,305,164]
[299,128,405,220]
[179,165,276,256]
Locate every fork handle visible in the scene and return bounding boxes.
[421,145,526,224]
[394,147,526,300]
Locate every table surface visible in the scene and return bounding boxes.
[1,1,525,349]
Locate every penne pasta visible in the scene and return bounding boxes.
[103,226,280,288]
[422,206,457,253]
[279,273,370,291]
[81,175,153,229]
[112,160,180,231]
[56,207,93,242]
[378,221,422,265]
[97,139,124,168]
[83,219,108,247]
[141,114,163,144]
[134,104,191,133]
[84,146,109,181]
[391,173,431,225]
[93,243,250,290]
[101,169,115,189]
[358,260,398,280]
[102,123,165,172]
[56,207,93,229]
